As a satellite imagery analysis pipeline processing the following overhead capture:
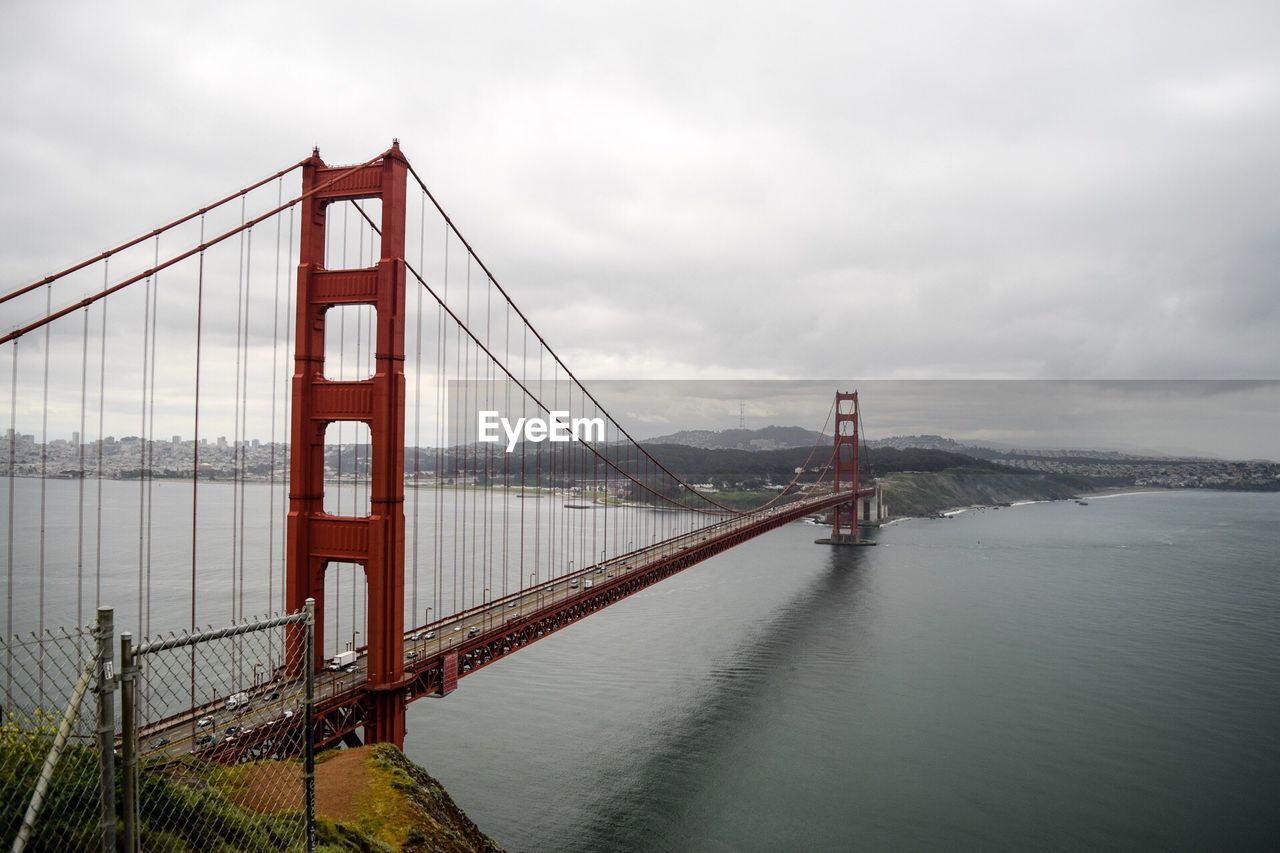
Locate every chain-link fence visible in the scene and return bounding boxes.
[122,602,315,852]
[1,602,316,852]
[1,610,114,852]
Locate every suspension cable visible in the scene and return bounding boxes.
[2,154,385,347]
[358,178,743,513]
[1,159,310,306]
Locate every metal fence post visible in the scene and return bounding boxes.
[120,632,138,853]
[304,597,316,853]
[95,607,117,853]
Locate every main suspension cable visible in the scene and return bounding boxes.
[1,158,310,306]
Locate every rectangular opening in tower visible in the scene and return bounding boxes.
[323,421,372,517]
[323,198,383,269]
[323,560,368,661]
[324,304,377,381]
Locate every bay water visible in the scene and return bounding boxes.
[404,490,1280,851]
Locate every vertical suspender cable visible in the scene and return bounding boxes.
[549,362,558,577]
[502,297,510,602]
[96,262,108,612]
[239,228,253,627]
[269,179,282,620]
[458,254,468,611]
[465,256,474,610]
[282,205,295,613]
[138,269,151,636]
[435,226,447,627]
[231,198,246,628]
[146,237,160,638]
[190,217,206,716]
[519,324,526,591]
[5,341,17,703]
[412,192,424,626]
[534,340,542,587]
[77,305,88,636]
[592,394,598,566]
[38,285,51,702]
[455,249,465,614]
[485,275,493,609]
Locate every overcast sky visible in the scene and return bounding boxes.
[2,1,1278,456]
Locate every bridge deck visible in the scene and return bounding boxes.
[138,489,866,762]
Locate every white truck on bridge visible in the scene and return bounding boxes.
[328,650,358,671]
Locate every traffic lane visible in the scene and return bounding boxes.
[142,681,308,759]
[145,508,810,757]
[142,528,710,756]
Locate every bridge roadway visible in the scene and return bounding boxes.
[137,488,863,763]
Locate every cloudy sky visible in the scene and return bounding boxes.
[2,1,1278,455]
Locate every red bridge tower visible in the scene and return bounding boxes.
[817,391,876,546]
[287,144,409,746]
[831,391,861,543]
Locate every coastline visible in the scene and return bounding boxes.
[1076,485,1179,499]
[901,484,1226,522]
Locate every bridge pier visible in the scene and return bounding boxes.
[815,533,878,546]
[365,685,407,745]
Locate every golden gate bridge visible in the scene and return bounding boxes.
[1,142,878,759]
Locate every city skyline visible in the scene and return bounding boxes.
[7,377,1280,463]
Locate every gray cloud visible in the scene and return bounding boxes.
[3,0,1278,452]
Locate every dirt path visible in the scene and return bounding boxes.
[225,745,371,822]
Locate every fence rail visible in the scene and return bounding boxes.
[1,601,316,853]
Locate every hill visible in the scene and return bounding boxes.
[644,425,825,451]
[879,469,1082,517]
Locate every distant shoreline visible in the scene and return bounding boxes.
[1076,485,1179,499]
[911,484,1268,522]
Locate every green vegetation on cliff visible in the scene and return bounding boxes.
[323,744,503,852]
[1,735,500,852]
